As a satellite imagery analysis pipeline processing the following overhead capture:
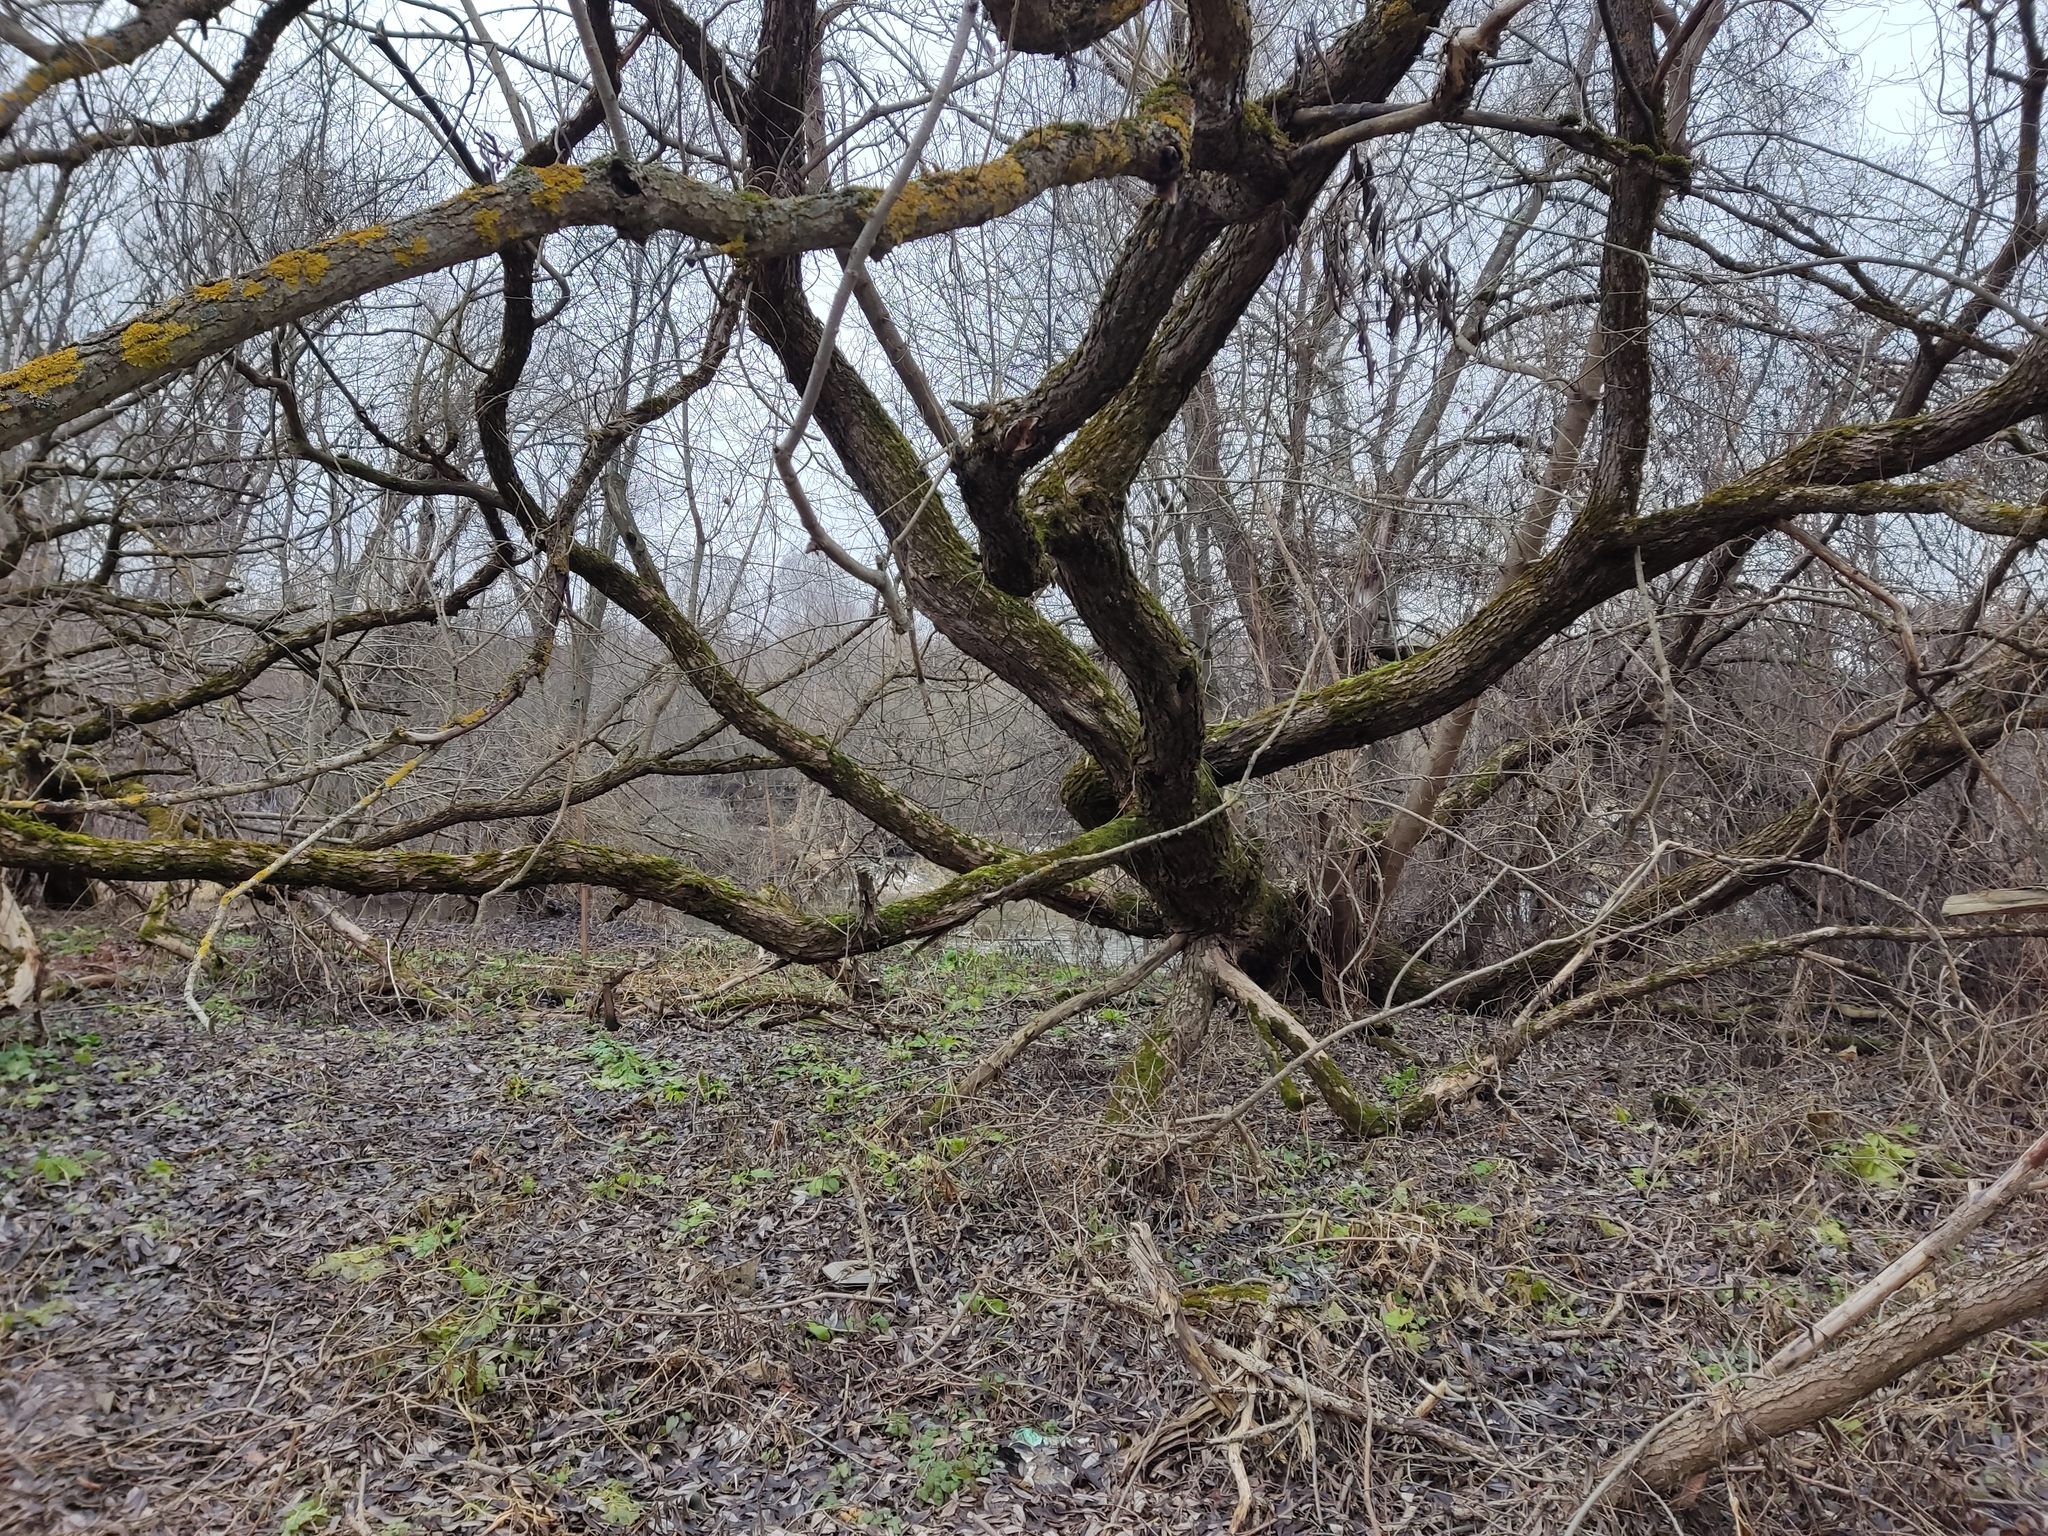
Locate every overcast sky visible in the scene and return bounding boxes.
[1832,0,1942,140]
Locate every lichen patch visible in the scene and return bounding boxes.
[0,346,82,399]
[118,321,193,369]
[265,249,331,290]
[528,163,585,214]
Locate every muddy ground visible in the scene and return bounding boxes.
[2,911,2044,1534]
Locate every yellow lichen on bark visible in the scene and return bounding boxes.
[883,155,1032,245]
[0,347,82,398]
[118,321,193,369]
[529,164,584,213]
[1042,125,1128,183]
[194,275,269,301]
[333,225,388,248]
[392,235,431,267]
[6,65,53,103]
[265,250,330,289]
[472,206,504,246]
[1130,76,1196,149]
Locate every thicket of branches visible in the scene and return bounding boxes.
[1,0,2047,1130]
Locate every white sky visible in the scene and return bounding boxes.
[1830,0,1943,141]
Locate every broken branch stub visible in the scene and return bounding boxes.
[1942,886,2048,917]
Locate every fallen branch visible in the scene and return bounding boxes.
[1194,1329,1496,1462]
[1127,1223,1234,1404]
[0,877,43,1027]
[295,891,465,1019]
[1201,941,1388,1136]
[1164,920,2048,1156]
[136,882,202,962]
[185,759,422,1028]
[1125,1222,1496,1465]
[1942,886,2048,917]
[659,954,789,1016]
[1763,1125,2048,1374]
[906,932,1187,1129]
[1398,921,2048,1130]
[1593,1241,2048,1500]
[298,889,385,960]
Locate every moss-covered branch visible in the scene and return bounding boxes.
[0,812,1151,964]
[1204,375,2048,782]
[1398,920,2048,1129]
[570,540,1158,936]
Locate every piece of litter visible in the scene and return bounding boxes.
[821,1259,897,1289]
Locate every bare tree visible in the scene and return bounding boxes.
[0,0,2045,1147]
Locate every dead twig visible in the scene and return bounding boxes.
[1126,1221,1498,1476]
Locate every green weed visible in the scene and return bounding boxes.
[415,1263,559,1401]
[1828,1126,1917,1188]
[277,1494,332,1535]
[588,1480,641,1526]
[0,1297,71,1333]
[587,1163,663,1201]
[1,1032,98,1107]
[770,1043,871,1110]
[882,1030,966,1061]
[30,1149,90,1184]
[1379,1294,1428,1349]
[667,1198,718,1243]
[890,1417,996,1506]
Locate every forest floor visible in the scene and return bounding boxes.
[1,909,2045,1536]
